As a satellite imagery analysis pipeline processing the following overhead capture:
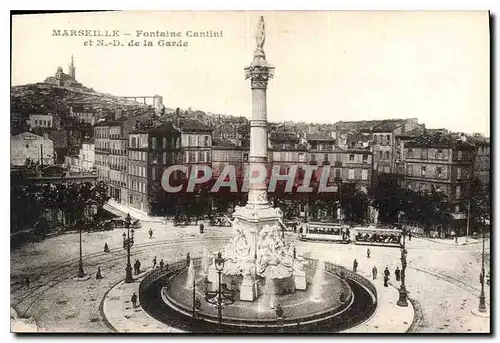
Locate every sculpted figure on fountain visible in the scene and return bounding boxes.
[221,218,255,276]
[257,224,293,279]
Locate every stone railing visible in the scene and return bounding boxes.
[139,257,202,299]
[323,261,377,302]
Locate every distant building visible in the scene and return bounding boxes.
[211,138,246,179]
[94,110,156,203]
[64,140,95,172]
[27,114,53,128]
[404,132,476,234]
[127,122,181,215]
[11,132,54,166]
[468,134,490,192]
[69,106,96,125]
[44,56,83,88]
[371,119,420,174]
[174,118,213,165]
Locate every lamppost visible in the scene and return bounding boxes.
[122,213,135,283]
[397,227,409,307]
[478,220,487,313]
[193,277,201,318]
[77,217,85,278]
[204,252,237,329]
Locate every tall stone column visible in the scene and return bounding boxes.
[244,16,275,209]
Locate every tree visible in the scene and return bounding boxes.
[370,173,405,224]
[340,184,369,224]
[470,178,491,231]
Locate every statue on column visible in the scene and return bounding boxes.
[255,16,266,54]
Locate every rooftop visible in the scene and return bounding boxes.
[371,119,407,133]
[406,132,476,149]
[269,131,299,142]
[333,120,382,132]
[307,132,334,141]
[173,118,213,133]
[212,138,242,150]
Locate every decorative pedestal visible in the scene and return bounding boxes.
[294,271,307,291]
[207,265,219,291]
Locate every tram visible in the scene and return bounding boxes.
[299,222,351,243]
[353,227,402,248]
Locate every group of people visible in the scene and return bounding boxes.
[352,248,404,289]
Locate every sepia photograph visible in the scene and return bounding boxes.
[9,10,491,334]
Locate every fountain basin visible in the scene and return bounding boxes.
[162,263,353,327]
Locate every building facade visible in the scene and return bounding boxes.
[404,133,476,233]
[127,122,181,214]
[175,118,213,166]
[27,114,53,129]
[371,119,420,174]
[11,132,54,166]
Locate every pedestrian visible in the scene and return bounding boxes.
[353,259,358,273]
[384,266,390,279]
[384,274,389,287]
[136,260,141,274]
[199,223,204,234]
[159,259,165,271]
[25,276,30,289]
[186,253,191,267]
[96,266,103,280]
[293,246,296,259]
[372,266,378,280]
[455,235,458,244]
[152,256,157,269]
[395,266,401,282]
[149,228,153,239]
[104,242,110,253]
[131,292,138,308]
[366,248,371,259]
[408,231,412,241]
[134,260,139,274]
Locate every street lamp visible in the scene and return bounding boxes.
[122,213,135,283]
[478,220,487,313]
[204,252,237,329]
[77,217,85,278]
[397,227,409,307]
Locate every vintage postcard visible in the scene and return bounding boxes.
[10,10,490,333]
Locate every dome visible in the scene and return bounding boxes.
[56,66,63,73]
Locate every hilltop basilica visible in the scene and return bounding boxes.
[44,55,83,88]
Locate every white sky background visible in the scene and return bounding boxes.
[11,11,490,136]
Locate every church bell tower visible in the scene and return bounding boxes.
[69,55,76,80]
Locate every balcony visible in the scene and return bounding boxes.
[309,160,318,165]
[334,161,342,168]
[323,161,331,166]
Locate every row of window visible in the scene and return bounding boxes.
[377,151,390,160]
[277,167,369,181]
[33,119,52,127]
[374,134,391,146]
[129,165,147,178]
[184,151,211,163]
[129,179,147,194]
[129,150,147,161]
[182,135,211,148]
[406,165,469,179]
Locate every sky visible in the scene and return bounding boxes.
[11,11,490,136]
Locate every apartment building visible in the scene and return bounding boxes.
[404,132,476,233]
[127,121,181,214]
